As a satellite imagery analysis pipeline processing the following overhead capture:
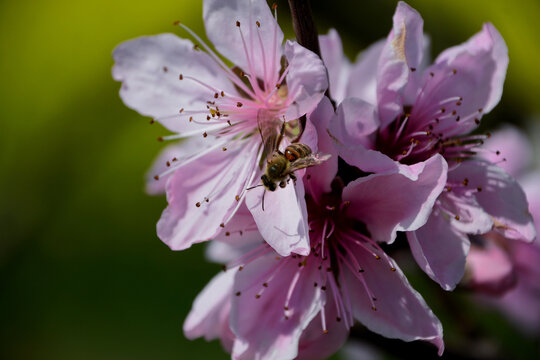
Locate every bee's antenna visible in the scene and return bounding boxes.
[262,189,267,212]
[246,184,264,191]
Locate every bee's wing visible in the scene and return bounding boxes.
[288,152,332,172]
[257,110,281,167]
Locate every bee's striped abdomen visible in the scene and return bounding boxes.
[284,143,312,161]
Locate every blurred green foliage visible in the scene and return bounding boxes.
[0,0,538,359]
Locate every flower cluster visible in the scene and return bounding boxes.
[113,0,536,358]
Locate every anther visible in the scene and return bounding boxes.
[452,110,457,116]
[455,215,460,221]
[358,269,364,273]
[179,108,184,113]
[205,198,209,203]
[452,69,457,74]
[371,306,377,311]
[179,74,183,80]
[478,108,483,113]
[196,202,201,207]
[222,265,227,272]
[203,132,208,138]
[323,330,329,334]
[326,267,332,272]
[154,175,159,181]
[173,20,180,26]
[256,21,261,27]
[441,108,446,113]
[157,136,163,142]
[221,91,225,97]
[189,116,193,122]
[375,255,381,260]
[236,291,241,296]
[225,232,230,236]
[166,161,171,167]
[235,195,240,201]
[410,67,416,72]
[263,282,268,288]
[496,150,501,155]
[390,267,396,271]
[214,93,219,99]
[207,115,211,120]
[284,306,289,310]
[456,116,460,122]
[239,266,244,271]
[272,3,278,10]
[172,157,177,162]
[321,286,327,291]
[477,186,483,192]
[275,256,280,260]
[255,294,261,299]
[220,223,225,228]
[236,20,240,27]
[430,72,434,77]
[336,317,341,322]
[227,120,232,126]
[462,178,469,186]
[314,282,318,287]
[149,119,155,124]
[456,101,462,106]
[237,102,243,107]
[222,147,227,151]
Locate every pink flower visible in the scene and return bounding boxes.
[184,98,446,359]
[465,126,540,333]
[322,2,535,290]
[112,0,328,255]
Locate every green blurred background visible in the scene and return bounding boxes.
[1,0,539,359]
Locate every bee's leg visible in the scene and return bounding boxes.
[279,180,287,188]
[289,173,297,185]
[275,119,286,152]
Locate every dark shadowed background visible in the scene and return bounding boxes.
[1,0,539,359]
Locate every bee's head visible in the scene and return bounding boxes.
[261,174,277,191]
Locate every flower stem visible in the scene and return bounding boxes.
[287,0,321,57]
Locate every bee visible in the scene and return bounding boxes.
[249,111,331,210]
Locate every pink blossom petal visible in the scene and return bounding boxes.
[450,161,536,242]
[203,0,283,82]
[466,242,517,295]
[183,270,236,351]
[344,246,444,355]
[246,178,310,256]
[435,23,508,116]
[480,126,532,178]
[346,39,385,105]
[146,137,217,195]
[329,98,379,149]
[408,211,471,291]
[284,41,329,121]
[377,2,425,127]
[230,254,324,360]
[319,29,351,104]
[305,97,338,198]
[157,141,259,250]
[343,154,448,243]
[112,34,235,133]
[297,300,349,360]
[521,171,540,238]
